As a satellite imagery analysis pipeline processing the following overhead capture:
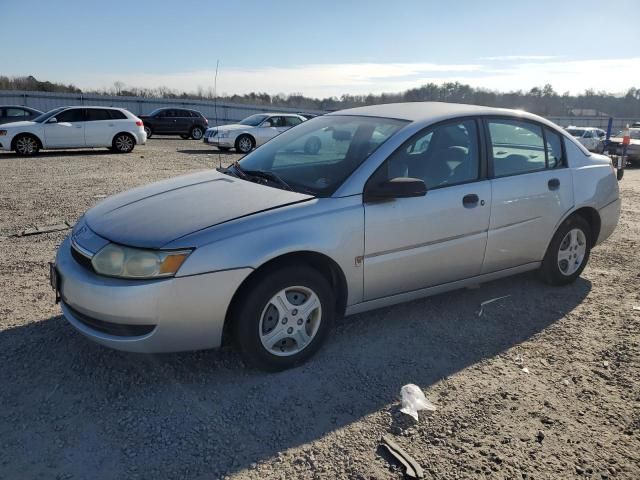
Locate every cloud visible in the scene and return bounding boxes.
[480,55,560,61]
[45,57,640,98]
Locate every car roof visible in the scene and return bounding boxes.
[329,101,561,126]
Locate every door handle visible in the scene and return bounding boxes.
[548,178,560,190]
[462,193,480,207]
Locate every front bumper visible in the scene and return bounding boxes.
[55,236,252,353]
[203,135,234,148]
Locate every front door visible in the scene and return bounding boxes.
[482,118,574,273]
[255,116,281,146]
[363,118,491,301]
[44,108,86,147]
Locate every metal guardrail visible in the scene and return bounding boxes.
[0,90,326,126]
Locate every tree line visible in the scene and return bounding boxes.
[2,75,639,118]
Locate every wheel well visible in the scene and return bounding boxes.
[235,133,255,147]
[570,207,601,246]
[222,251,348,346]
[113,131,136,145]
[11,133,43,150]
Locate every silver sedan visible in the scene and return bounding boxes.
[52,102,621,370]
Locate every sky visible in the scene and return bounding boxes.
[1,0,639,98]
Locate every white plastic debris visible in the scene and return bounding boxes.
[399,384,436,421]
[477,295,511,317]
[633,305,640,311]
[521,367,530,374]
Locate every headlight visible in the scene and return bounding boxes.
[0,130,7,136]
[91,244,192,279]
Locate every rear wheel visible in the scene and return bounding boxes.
[233,265,335,371]
[112,133,135,153]
[190,126,204,140]
[14,134,40,156]
[235,134,254,154]
[539,215,591,285]
[143,126,153,138]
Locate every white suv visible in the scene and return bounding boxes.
[565,126,606,153]
[203,113,307,153]
[0,106,146,156]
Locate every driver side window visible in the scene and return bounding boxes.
[373,119,480,190]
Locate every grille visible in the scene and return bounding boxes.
[65,303,155,337]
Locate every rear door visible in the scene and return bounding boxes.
[44,108,86,147]
[482,118,573,273]
[84,108,114,146]
[363,118,491,300]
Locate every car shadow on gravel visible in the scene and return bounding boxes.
[0,149,115,159]
[177,149,237,155]
[0,272,591,478]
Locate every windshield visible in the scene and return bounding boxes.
[566,128,585,137]
[237,115,408,196]
[239,114,269,126]
[614,129,640,140]
[33,107,66,123]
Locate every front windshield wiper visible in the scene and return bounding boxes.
[242,168,294,191]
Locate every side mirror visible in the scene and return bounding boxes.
[47,117,57,123]
[364,177,427,202]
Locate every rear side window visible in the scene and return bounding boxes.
[56,109,84,122]
[284,116,303,127]
[6,108,29,117]
[488,120,546,177]
[545,128,564,169]
[85,109,111,121]
[108,110,127,120]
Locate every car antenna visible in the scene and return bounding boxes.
[213,59,221,170]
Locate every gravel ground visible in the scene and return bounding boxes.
[0,138,638,479]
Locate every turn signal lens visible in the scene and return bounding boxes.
[159,253,189,275]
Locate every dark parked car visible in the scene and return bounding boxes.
[138,108,209,140]
[0,106,43,125]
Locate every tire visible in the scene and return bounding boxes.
[539,214,592,285]
[143,126,153,138]
[233,265,335,371]
[180,134,190,139]
[235,134,254,154]
[190,126,204,140]
[112,133,135,153]
[304,136,321,154]
[13,134,40,156]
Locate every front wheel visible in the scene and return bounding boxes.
[112,133,135,153]
[190,126,204,140]
[233,266,335,371]
[539,215,591,285]
[235,134,254,154]
[14,134,40,156]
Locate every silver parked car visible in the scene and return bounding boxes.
[52,102,621,370]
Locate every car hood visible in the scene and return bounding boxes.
[1,120,37,129]
[216,124,255,131]
[84,169,313,249]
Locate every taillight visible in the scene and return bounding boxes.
[136,120,143,127]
